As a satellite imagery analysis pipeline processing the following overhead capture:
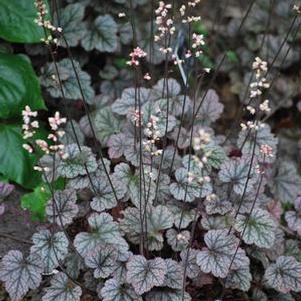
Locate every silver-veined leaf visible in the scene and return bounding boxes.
[269,161,301,203]
[126,255,167,295]
[180,249,202,279]
[74,212,129,257]
[94,107,122,144]
[46,189,79,226]
[218,156,258,195]
[30,230,69,274]
[196,230,239,278]
[234,208,277,249]
[163,259,183,289]
[100,278,142,301]
[54,3,86,47]
[145,288,191,301]
[84,245,118,279]
[40,59,94,103]
[112,87,156,115]
[196,89,224,124]
[81,15,118,52]
[57,144,97,178]
[42,272,82,301]
[264,256,301,293]
[0,250,43,301]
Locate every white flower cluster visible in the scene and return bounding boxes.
[22,106,38,141]
[255,144,274,174]
[34,0,62,45]
[241,57,271,131]
[188,129,212,184]
[193,128,211,151]
[191,33,205,57]
[22,107,68,172]
[293,4,301,14]
[127,47,147,66]
[155,2,175,54]
[180,1,202,24]
[143,115,162,156]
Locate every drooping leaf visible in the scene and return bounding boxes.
[100,278,142,301]
[196,229,239,278]
[0,124,41,189]
[54,3,86,47]
[196,89,224,123]
[30,230,68,274]
[0,53,45,119]
[74,212,128,257]
[40,58,95,103]
[94,107,122,144]
[0,0,49,43]
[269,161,301,203]
[84,245,118,279]
[81,15,118,52]
[264,256,301,293]
[234,208,277,249]
[42,272,82,301]
[126,255,167,295]
[57,144,97,178]
[46,189,79,226]
[0,250,43,301]
[218,156,258,195]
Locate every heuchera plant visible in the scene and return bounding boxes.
[1,0,301,300]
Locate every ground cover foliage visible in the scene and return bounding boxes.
[0,0,301,300]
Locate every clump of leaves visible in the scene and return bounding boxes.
[1,0,301,301]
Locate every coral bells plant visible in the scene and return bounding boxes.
[1,1,301,301]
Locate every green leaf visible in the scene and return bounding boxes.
[226,50,239,63]
[0,53,45,119]
[0,0,49,43]
[0,124,41,189]
[21,184,50,221]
